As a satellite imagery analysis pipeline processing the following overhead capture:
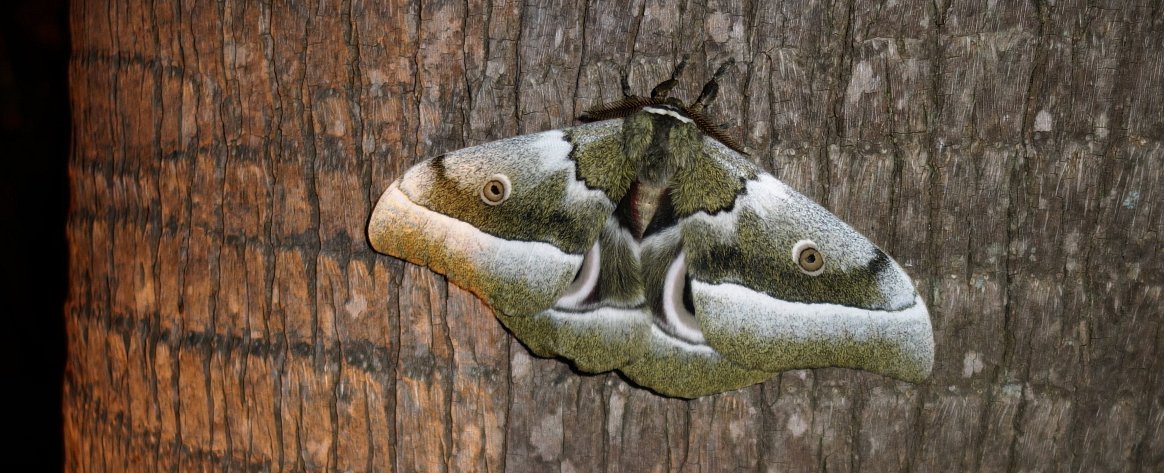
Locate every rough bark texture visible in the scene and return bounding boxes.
[66,0,1162,471]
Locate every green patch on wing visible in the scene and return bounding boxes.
[670,149,750,216]
[420,165,608,256]
[568,128,638,201]
[619,333,770,398]
[493,308,652,373]
[684,206,892,310]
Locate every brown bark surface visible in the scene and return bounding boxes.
[66,0,1162,471]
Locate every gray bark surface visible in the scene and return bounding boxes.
[66,0,1162,471]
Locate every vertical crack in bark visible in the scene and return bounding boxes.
[762,52,782,172]
[817,429,827,472]
[296,7,323,471]
[598,379,611,469]
[570,0,591,120]
[736,2,764,157]
[906,0,951,470]
[345,0,373,229]
[216,3,243,469]
[662,393,680,471]
[437,277,454,472]
[739,0,759,155]
[501,342,515,473]
[882,53,904,250]
[1001,1,1054,471]
[256,3,290,471]
[807,372,821,472]
[459,0,474,143]
[834,2,860,469]
[512,1,525,130]
[103,4,128,472]
[626,0,646,82]
[352,0,379,467]
[820,0,857,207]
[410,0,425,153]
[145,1,167,470]
[331,1,365,470]
[849,379,865,472]
[363,382,376,473]
[172,3,198,470]
[392,268,408,473]
[475,379,488,473]
[678,402,693,470]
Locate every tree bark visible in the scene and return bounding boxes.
[66,0,1162,471]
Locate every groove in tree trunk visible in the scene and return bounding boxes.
[66,0,1163,471]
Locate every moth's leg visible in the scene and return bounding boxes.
[650,56,688,99]
[689,59,735,113]
[620,69,633,98]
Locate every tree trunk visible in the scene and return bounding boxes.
[65,0,1162,471]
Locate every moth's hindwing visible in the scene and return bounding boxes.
[617,325,771,398]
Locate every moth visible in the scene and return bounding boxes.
[368,60,934,398]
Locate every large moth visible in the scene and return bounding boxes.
[368,61,934,398]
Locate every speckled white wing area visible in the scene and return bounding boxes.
[693,281,934,381]
[369,183,582,317]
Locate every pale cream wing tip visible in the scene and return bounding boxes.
[367,182,402,255]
